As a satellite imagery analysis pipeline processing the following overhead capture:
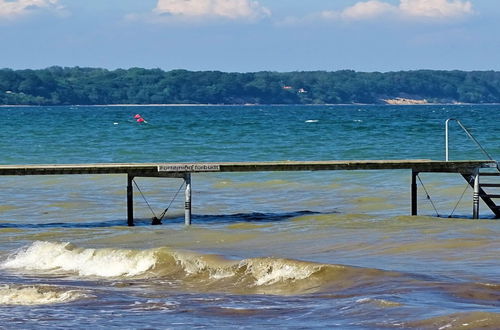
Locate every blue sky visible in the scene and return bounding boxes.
[0,0,498,72]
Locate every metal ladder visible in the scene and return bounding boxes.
[461,171,500,218]
[446,118,500,218]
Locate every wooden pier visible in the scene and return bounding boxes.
[0,159,498,225]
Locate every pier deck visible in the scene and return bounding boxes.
[0,159,495,176]
[0,159,497,225]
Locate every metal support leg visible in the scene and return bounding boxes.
[473,170,480,219]
[127,174,134,226]
[411,170,418,216]
[184,173,192,226]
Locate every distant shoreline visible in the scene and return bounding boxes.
[2,102,498,107]
[3,68,500,105]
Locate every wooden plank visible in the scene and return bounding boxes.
[0,160,495,176]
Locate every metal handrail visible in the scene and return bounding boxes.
[445,118,495,162]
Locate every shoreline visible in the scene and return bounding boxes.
[1,102,498,107]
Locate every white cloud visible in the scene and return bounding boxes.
[341,1,396,20]
[312,0,473,22]
[153,0,271,21]
[0,0,61,19]
[399,0,473,18]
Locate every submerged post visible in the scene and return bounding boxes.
[473,169,480,219]
[184,173,192,225]
[411,170,418,216]
[127,174,134,226]
[445,119,451,161]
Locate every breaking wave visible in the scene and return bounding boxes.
[1,241,156,277]
[0,284,89,305]
[1,241,401,295]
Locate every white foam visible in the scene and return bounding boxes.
[172,252,235,279]
[355,297,402,307]
[242,258,319,286]
[305,120,319,123]
[171,253,322,286]
[0,284,87,305]
[1,241,157,277]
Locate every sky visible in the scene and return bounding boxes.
[0,0,499,72]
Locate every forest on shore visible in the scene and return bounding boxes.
[1,67,500,105]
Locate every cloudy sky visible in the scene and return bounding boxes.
[0,0,497,72]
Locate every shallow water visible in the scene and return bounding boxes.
[0,105,499,328]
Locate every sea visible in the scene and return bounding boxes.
[0,104,498,329]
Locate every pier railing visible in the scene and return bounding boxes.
[445,118,496,162]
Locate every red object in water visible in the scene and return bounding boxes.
[134,114,142,119]
[136,118,145,123]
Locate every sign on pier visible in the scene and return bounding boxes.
[157,164,221,172]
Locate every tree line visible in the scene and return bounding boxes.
[1,66,500,105]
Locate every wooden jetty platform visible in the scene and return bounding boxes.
[0,159,498,225]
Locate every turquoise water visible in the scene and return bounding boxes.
[0,105,499,329]
[2,104,497,164]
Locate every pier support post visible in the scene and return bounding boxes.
[127,174,134,226]
[184,173,192,226]
[473,169,480,219]
[411,170,418,216]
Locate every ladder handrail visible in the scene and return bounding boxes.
[445,118,495,162]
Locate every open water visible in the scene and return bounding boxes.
[0,105,499,329]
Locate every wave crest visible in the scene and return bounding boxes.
[0,284,88,305]
[1,241,157,277]
[1,241,400,295]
